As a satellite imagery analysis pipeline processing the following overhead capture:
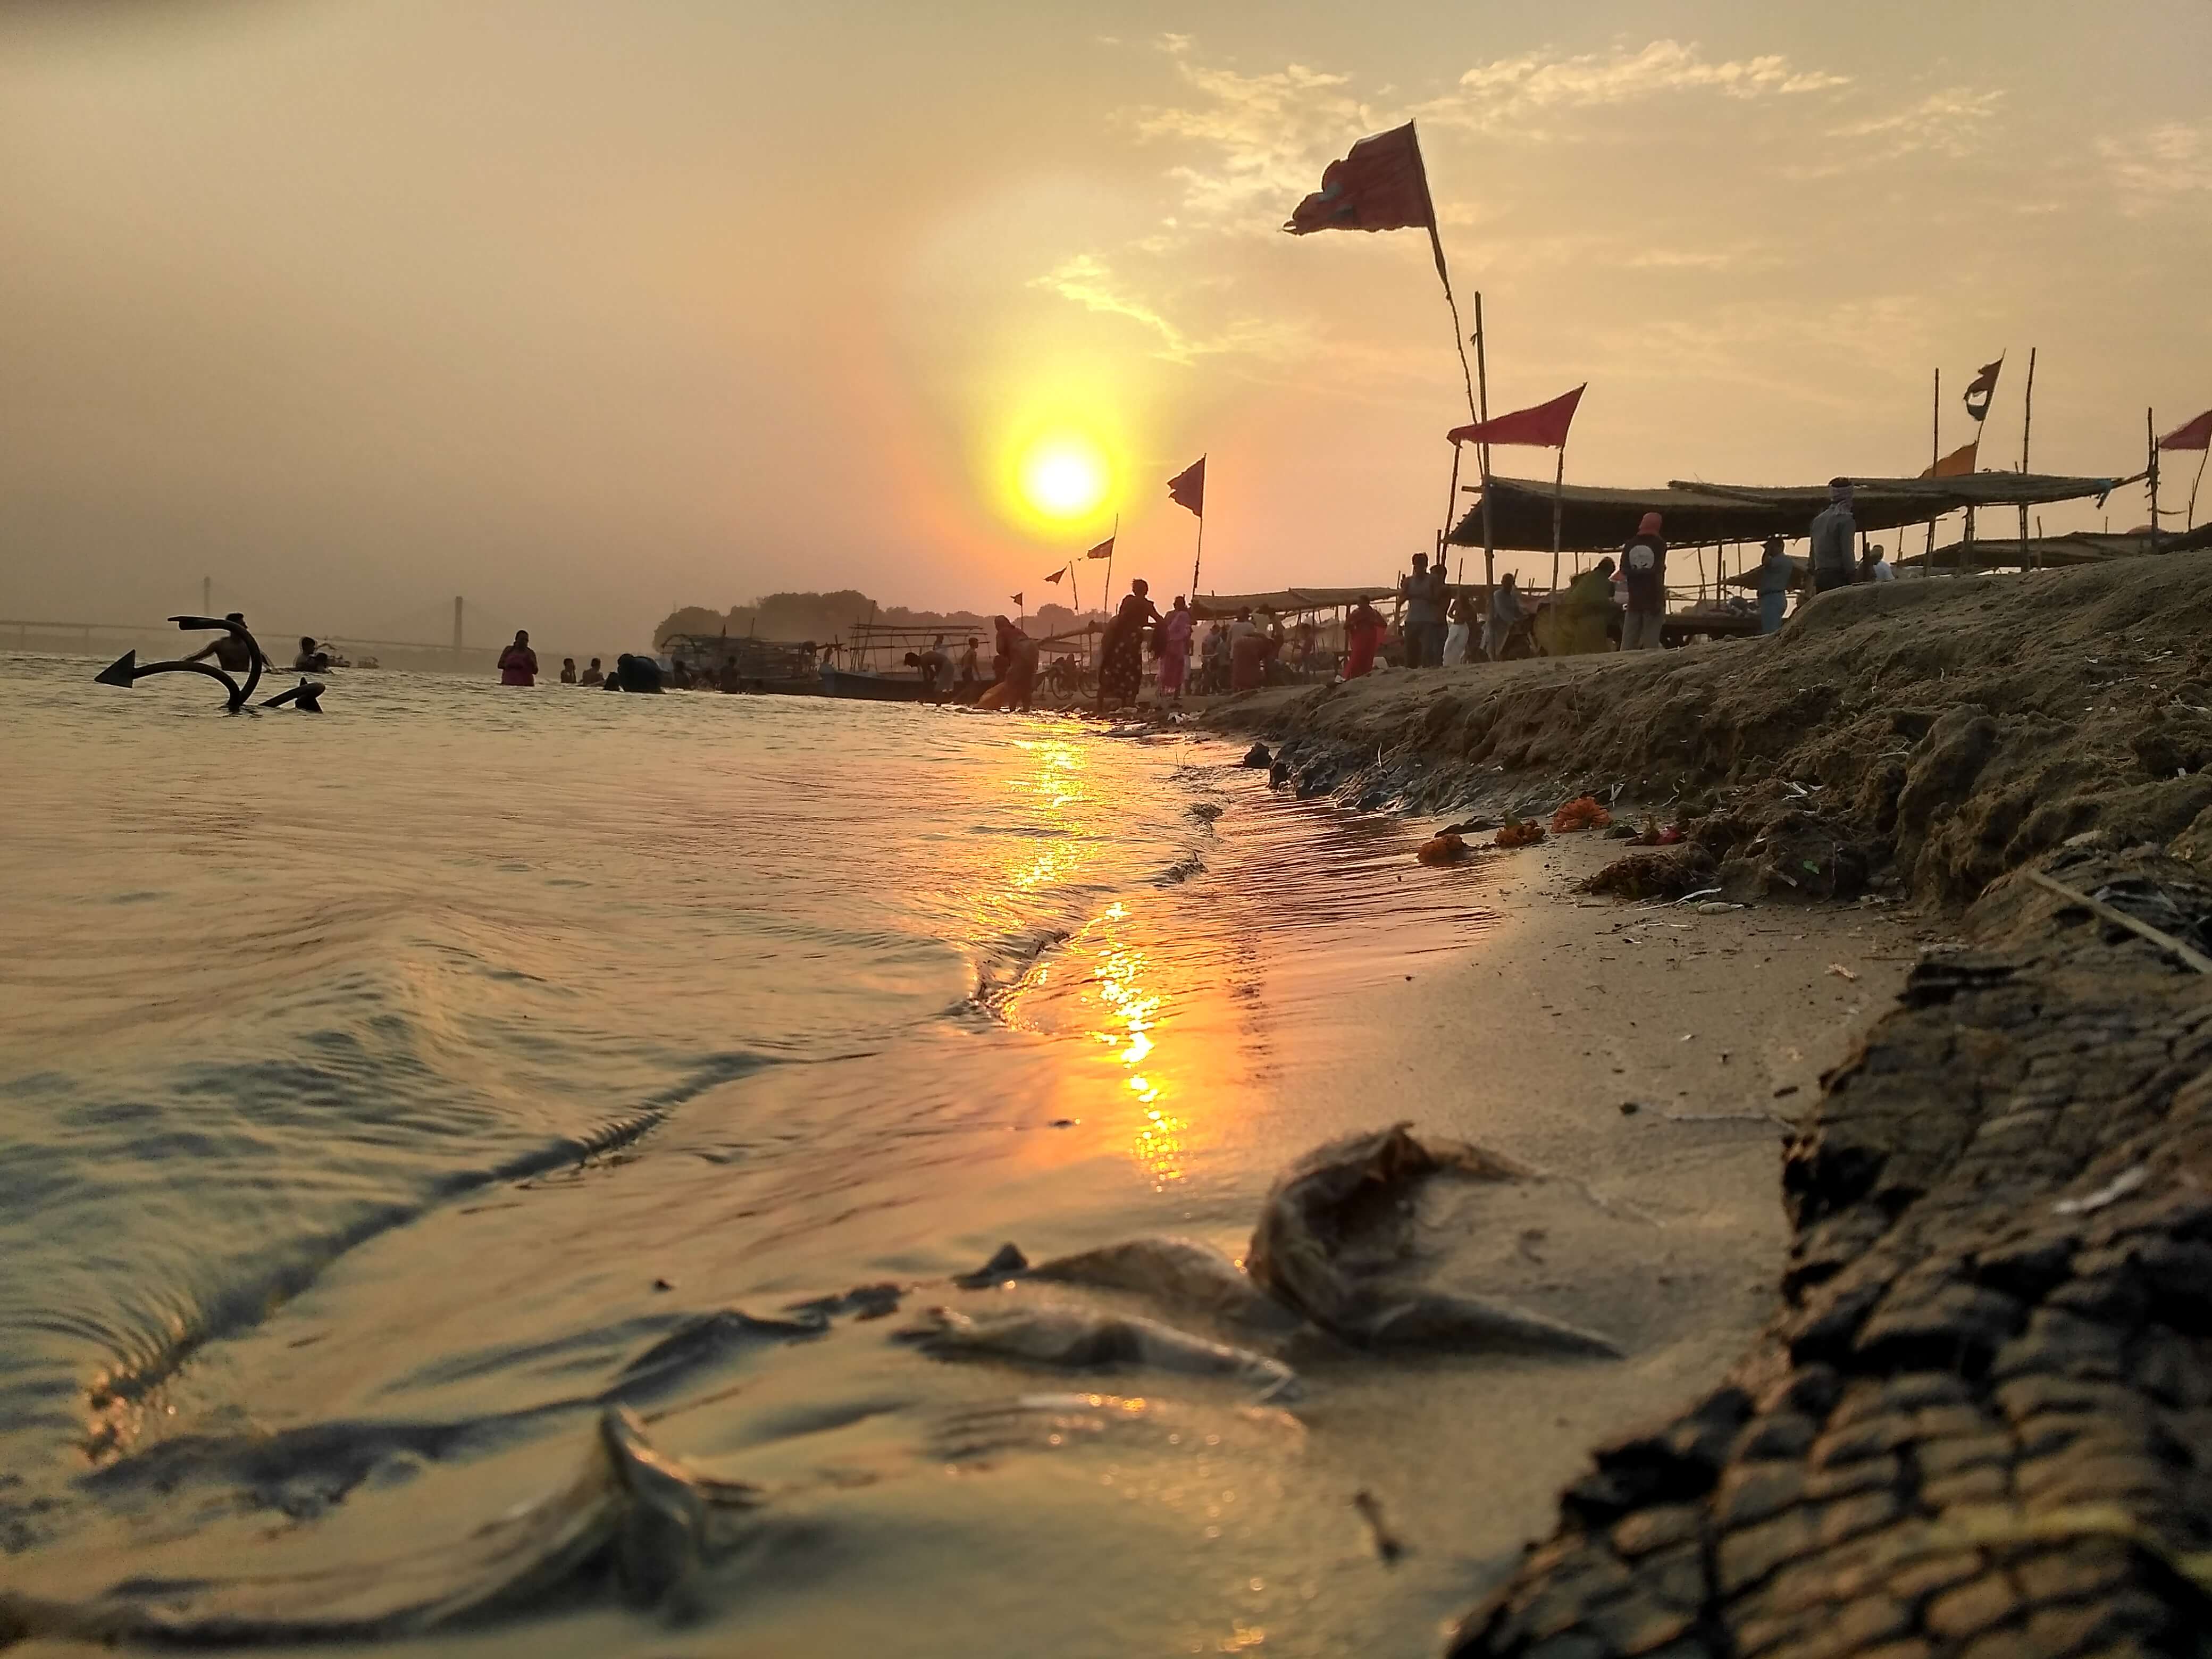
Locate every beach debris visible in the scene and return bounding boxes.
[1550,796,1613,833]
[897,1306,1303,1402]
[785,1283,907,1322]
[1439,817,1497,836]
[1695,901,1744,915]
[1773,1085,1800,1099]
[1269,759,1292,786]
[1494,819,1547,849]
[1619,1101,1641,1116]
[652,1277,675,1293]
[1244,1125,1621,1357]
[1580,847,1718,901]
[1187,801,1224,821]
[953,1243,1029,1288]
[1417,831,1472,866]
[1603,822,1637,840]
[1047,1117,1078,1128]
[1826,962,1859,982]
[1026,1237,1302,1329]
[2052,1163,2151,1216]
[2024,867,2212,975]
[611,1310,827,1404]
[1241,743,1272,768]
[0,1407,760,1642]
[1352,1489,1407,1564]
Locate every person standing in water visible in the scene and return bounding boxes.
[956,636,981,698]
[1155,596,1193,705]
[498,631,538,686]
[1756,536,1792,635]
[581,657,605,686]
[1096,580,1162,713]
[185,613,257,673]
[1620,513,1668,651]
[559,657,578,683]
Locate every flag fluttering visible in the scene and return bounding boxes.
[1085,535,1116,559]
[2159,409,2212,451]
[1922,440,1980,480]
[1963,357,2004,424]
[1284,122,1435,236]
[1010,592,1023,609]
[1043,566,1068,585]
[1168,457,1206,517]
[1448,384,1586,449]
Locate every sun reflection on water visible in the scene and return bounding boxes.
[1091,923,1191,1188]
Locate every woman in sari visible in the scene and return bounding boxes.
[1342,597,1387,680]
[1154,596,1193,704]
[1095,580,1162,713]
[981,615,1040,710]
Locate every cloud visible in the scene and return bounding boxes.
[1028,254,1307,366]
[2098,121,2212,208]
[1129,37,1853,227]
[1828,87,2004,158]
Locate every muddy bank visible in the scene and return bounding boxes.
[1447,845,2212,1657]
[1210,555,2212,908]
[1202,562,2212,1653]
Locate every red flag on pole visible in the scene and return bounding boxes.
[1447,384,1585,449]
[1085,535,1115,559]
[2159,409,2212,451]
[1010,592,1023,608]
[1044,566,1067,585]
[1285,123,1435,237]
[1167,457,1205,516]
[1920,439,1980,479]
[1963,357,2003,424]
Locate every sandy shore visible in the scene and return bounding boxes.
[1186,556,2212,1654]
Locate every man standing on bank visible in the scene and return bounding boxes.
[1808,479,1859,594]
[1397,552,1448,668]
[1620,512,1668,651]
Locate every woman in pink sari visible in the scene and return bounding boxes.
[1155,596,1193,703]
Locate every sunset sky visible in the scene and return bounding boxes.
[3,1,2207,649]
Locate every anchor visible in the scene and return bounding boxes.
[94,615,325,713]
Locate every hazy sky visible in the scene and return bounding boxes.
[4,1,2207,649]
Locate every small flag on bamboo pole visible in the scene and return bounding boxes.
[1085,535,1115,559]
[1167,457,1205,516]
[1446,385,1585,449]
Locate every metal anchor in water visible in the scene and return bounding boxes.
[95,615,326,713]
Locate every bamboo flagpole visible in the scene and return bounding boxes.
[1927,367,1940,571]
[1472,293,1495,592]
[2148,409,2161,550]
[1167,464,1204,604]
[2018,347,2036,570]
[1549,441,1565,598]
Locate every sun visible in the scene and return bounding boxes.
[1017,433,1111,523]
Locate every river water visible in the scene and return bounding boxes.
[0,652,1520,1656]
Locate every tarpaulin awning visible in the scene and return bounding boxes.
[1191,588,1396,619]
[1449,471,2139,554]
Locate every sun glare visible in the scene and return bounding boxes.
[1018,434,1110,523]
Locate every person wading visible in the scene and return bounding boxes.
[1155,596,1193,705]
[497,630,538,686]
[1620,513,1668,651]
[184,614,257,674]
[1808,479,1859,595]
[1096,580,1161,713]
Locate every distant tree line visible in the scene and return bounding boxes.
[654,590,1099,647]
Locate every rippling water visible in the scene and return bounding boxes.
[0,652,1506,1653]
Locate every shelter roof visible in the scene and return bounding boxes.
[1895,523,2212,571]
[1450,471,2139,553]
[1191,587,1389,618]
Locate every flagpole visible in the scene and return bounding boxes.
[1069,560,1081,615]
[1105,513,1118,613]
[2018,346,2035,571]
[2148,408,2160,551]
[2188,446,2207,531]
[1189,508,1205,609]
[1549,440,1565,600]
[1472,292,1495,594]
[1928,367,1940,574]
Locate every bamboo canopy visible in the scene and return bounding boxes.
[1895,523,2212,571]
[1451,471,2139,554]
[1191,587,1392,618]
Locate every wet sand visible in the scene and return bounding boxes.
[3,763,1918,1657]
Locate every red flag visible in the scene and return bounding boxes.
[1167,456,1205,517]
[1447,384,1585,449]
[2159,409,2212,451]
[1920,438,1980,479]
[1963,357,2003,423]
[1010,592,1023,608]
[1044,566,1067,585]
[1285,123,1435,237]
[1085,535,1115,559]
